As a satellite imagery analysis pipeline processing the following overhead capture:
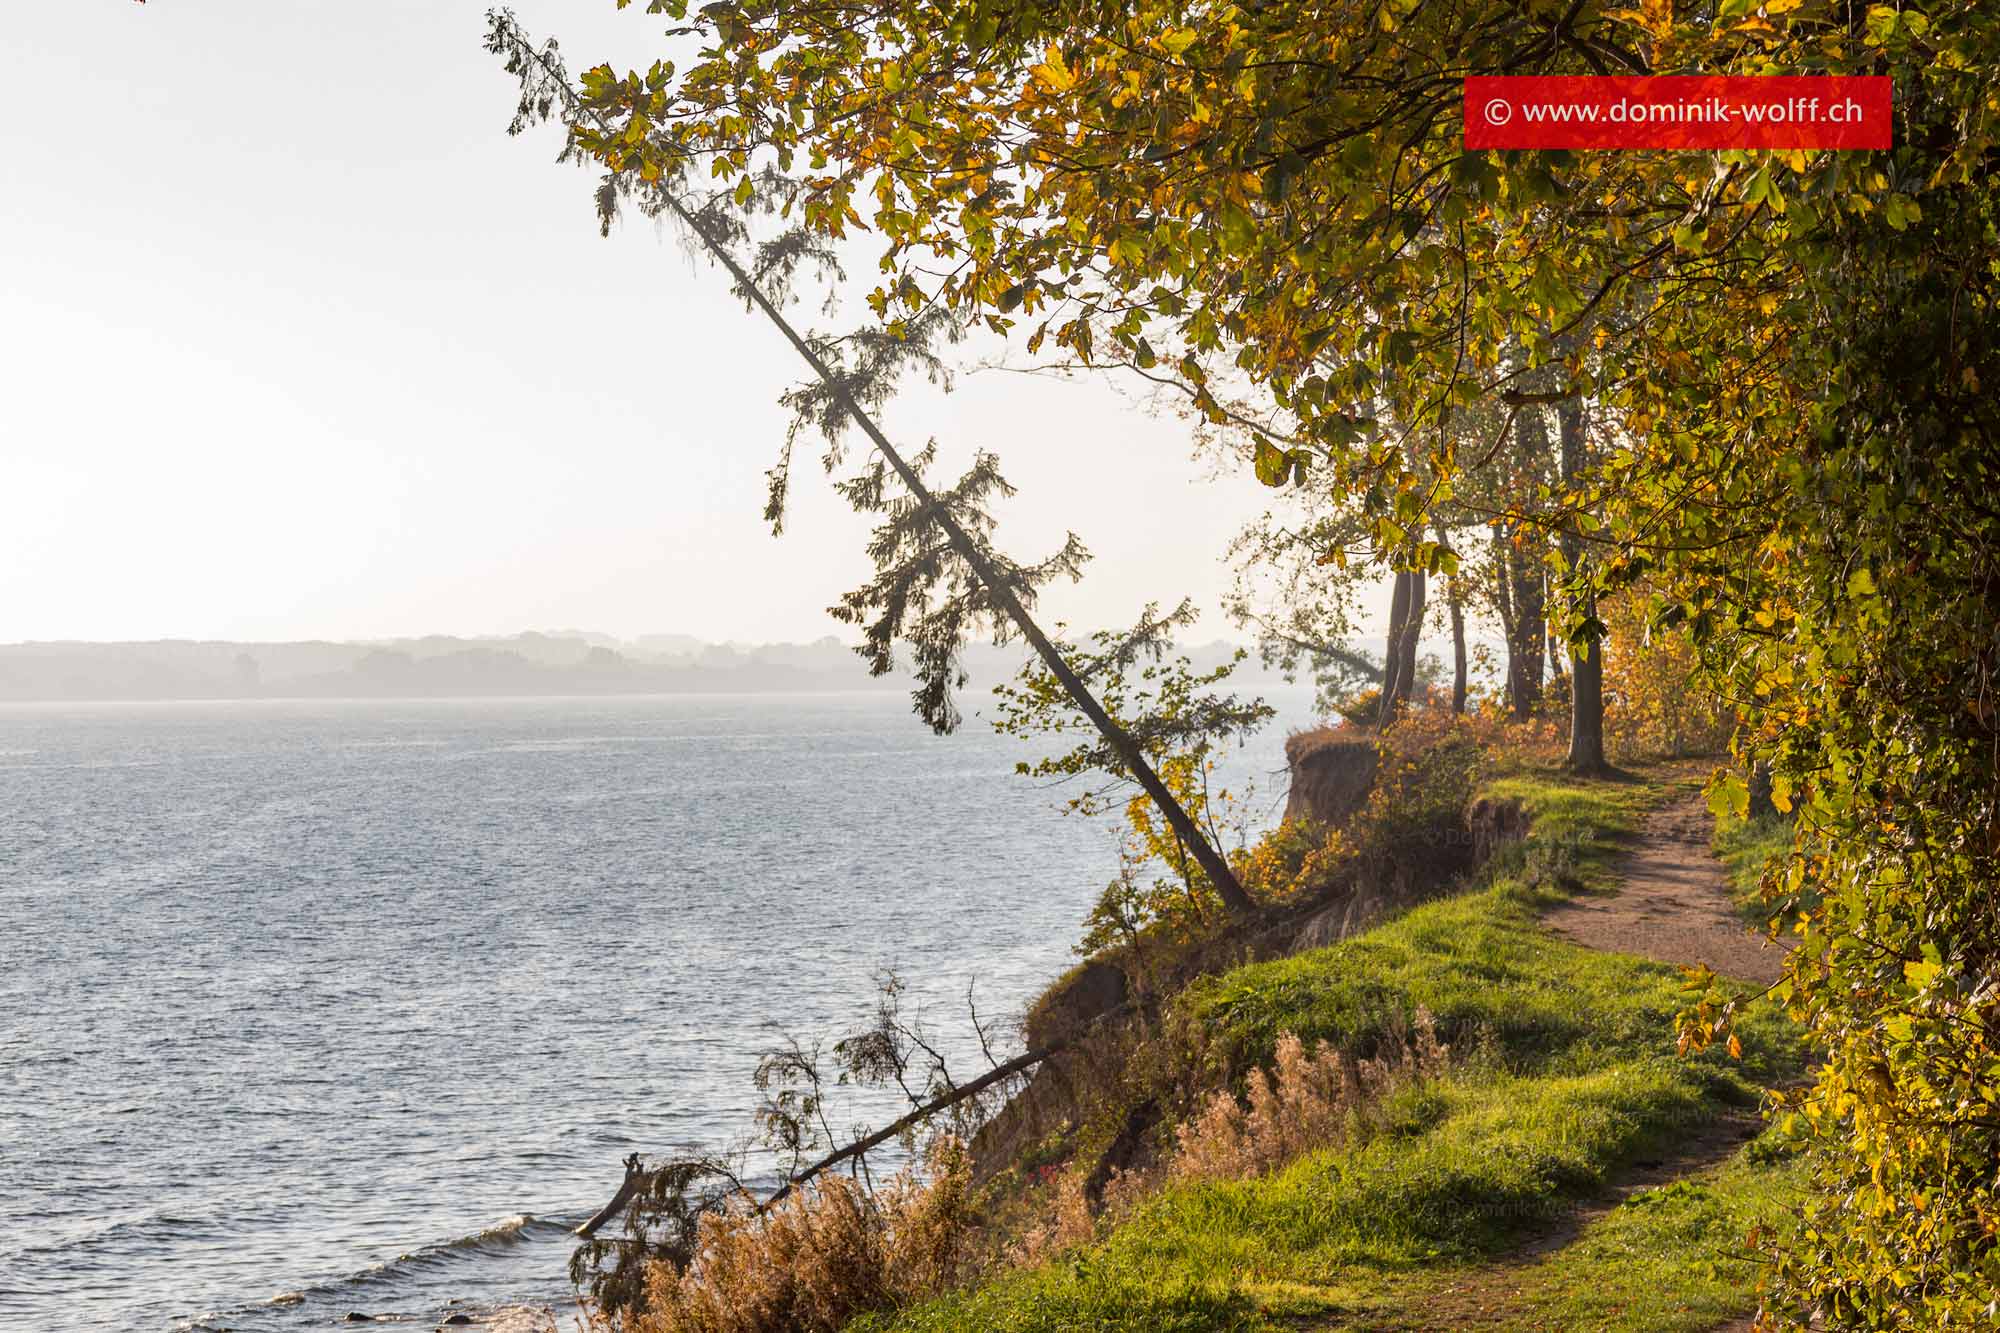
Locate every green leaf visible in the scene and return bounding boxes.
[1219,201,1256,252]
[1253,436,1289,487]
[1708,772,1750,821]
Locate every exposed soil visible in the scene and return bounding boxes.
[1543,794,1786,988]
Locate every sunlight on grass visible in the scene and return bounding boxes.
[1410,1145,1806,1332]
[857,768,1806,1332]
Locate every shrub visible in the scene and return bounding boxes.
[1232,815,1350,907]
[629,1139,977,1333]
[1235,712,1489,913]
[1005,1169,1094,1268]
[1598,587,1731,761]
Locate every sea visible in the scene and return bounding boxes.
[0,690,1299,1331]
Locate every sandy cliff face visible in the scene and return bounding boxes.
[1281,731,1380,827]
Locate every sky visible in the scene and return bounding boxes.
[0,2,1296,647]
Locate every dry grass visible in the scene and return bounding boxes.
[629,1139,978,1333]
[1005,1169,1094,1268]
[1171,1008,1450,1182]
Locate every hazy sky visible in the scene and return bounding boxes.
[1,3,1290,646]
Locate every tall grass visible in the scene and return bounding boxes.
[1172,1013,1450,1183]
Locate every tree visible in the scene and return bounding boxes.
[486,12,1257,916]
[1438,535,1469,715]
[1377,558,1427,730]
[1499,405,1555,719]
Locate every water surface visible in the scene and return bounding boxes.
[0,692,1293,1330]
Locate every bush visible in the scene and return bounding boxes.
[1232,815,1350,907]
[1235,712,1489,912]
[1598,587,1731,760]
[629,1139,978,1333]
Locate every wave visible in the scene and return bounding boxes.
[274,1212,574,1300]
[158,1214,583,1332]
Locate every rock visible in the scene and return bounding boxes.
[344,1317,375,1325]
[442,1316,476,1326]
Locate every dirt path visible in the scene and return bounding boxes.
[1310,788,1790,1331]
[1543,793,1786,988]
[1544,790,1788,1333]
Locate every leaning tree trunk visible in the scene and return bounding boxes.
[666,196,1256,913]
[474,59,1256,912]
[493,15,1248,916]
[1557,400,1609,774]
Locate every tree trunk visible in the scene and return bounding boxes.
[1507,549,1546,720]
[1490,520,1517,672]
[1557,400,1609,774]
[759,1025,1085,1212]
[1378,568,1413,727]
[1397,568,1426,707]
[1449,580,1468,714]
[496,26,1258,914]
[576,1154,648,1238]
[1568,620,1606,772]
[1507,406,1554,721]
[1439,533,1467,715]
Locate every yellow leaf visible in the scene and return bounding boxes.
[1031,44,1076,93]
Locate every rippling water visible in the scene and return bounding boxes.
[0,692,1293,1331]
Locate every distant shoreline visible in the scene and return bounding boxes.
[0,631,1278,708]
[0,684,918,707]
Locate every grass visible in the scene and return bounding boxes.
[1400,1144,1807,1331]
[853,764,1807,1333]
[1712,809,1811,927]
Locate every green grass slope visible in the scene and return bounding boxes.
[855,767,1807,1333]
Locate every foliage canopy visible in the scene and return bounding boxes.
[523,0,2000,1321]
